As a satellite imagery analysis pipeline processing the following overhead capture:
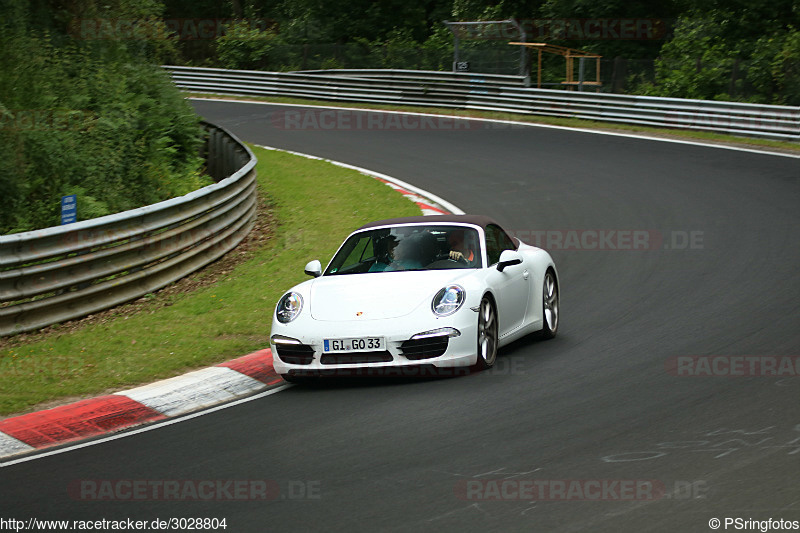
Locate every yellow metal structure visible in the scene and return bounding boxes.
[509,42,602,90]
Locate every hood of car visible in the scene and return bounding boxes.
[309,270,469,321]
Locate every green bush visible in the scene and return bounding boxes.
[641,10,800,104]
[648,13,738,100]
[216,20,277,70]
[0,2,206,234]
[770,29,800,105]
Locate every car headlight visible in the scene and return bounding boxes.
[276,292,303,323]
[432,285,465,316]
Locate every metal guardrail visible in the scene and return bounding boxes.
[0,122,257,336]
[293,68,529,86]
[165,66,799,142]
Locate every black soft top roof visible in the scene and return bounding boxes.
[358,214,502,231]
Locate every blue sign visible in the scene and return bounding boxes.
[61,195,77,225]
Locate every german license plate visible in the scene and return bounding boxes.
[323,337,384,353]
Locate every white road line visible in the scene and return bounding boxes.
[192,96,800,159]
[256,145,465,215]
[0,385,292,468]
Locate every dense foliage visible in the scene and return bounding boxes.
[0,1,206,234]
[165,0,800,104]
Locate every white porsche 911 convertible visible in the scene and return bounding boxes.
[269,215,559,380]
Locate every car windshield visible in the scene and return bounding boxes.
[324,225,483,275]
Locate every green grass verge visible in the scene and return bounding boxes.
[0,146,420,416]
[190,92,800,153]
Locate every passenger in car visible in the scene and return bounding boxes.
[384,235,424,271]
[369,235,398,272]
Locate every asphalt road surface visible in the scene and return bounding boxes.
[2,100,798,532]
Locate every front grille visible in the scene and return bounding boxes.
[399,336,449,360]
[320,351,393,365]
[275,343,315,365]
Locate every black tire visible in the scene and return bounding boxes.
[540,269,559,339]
[475,296,498,369]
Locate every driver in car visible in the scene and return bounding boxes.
[448,229,476,265]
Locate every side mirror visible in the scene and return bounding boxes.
[496,250,522,272]
[304,259,322,278]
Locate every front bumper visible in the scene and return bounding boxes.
[270,311,479,377]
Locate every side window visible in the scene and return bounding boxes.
[342,236,372,266]
[485,224,517,265]
[326,234,374,274]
